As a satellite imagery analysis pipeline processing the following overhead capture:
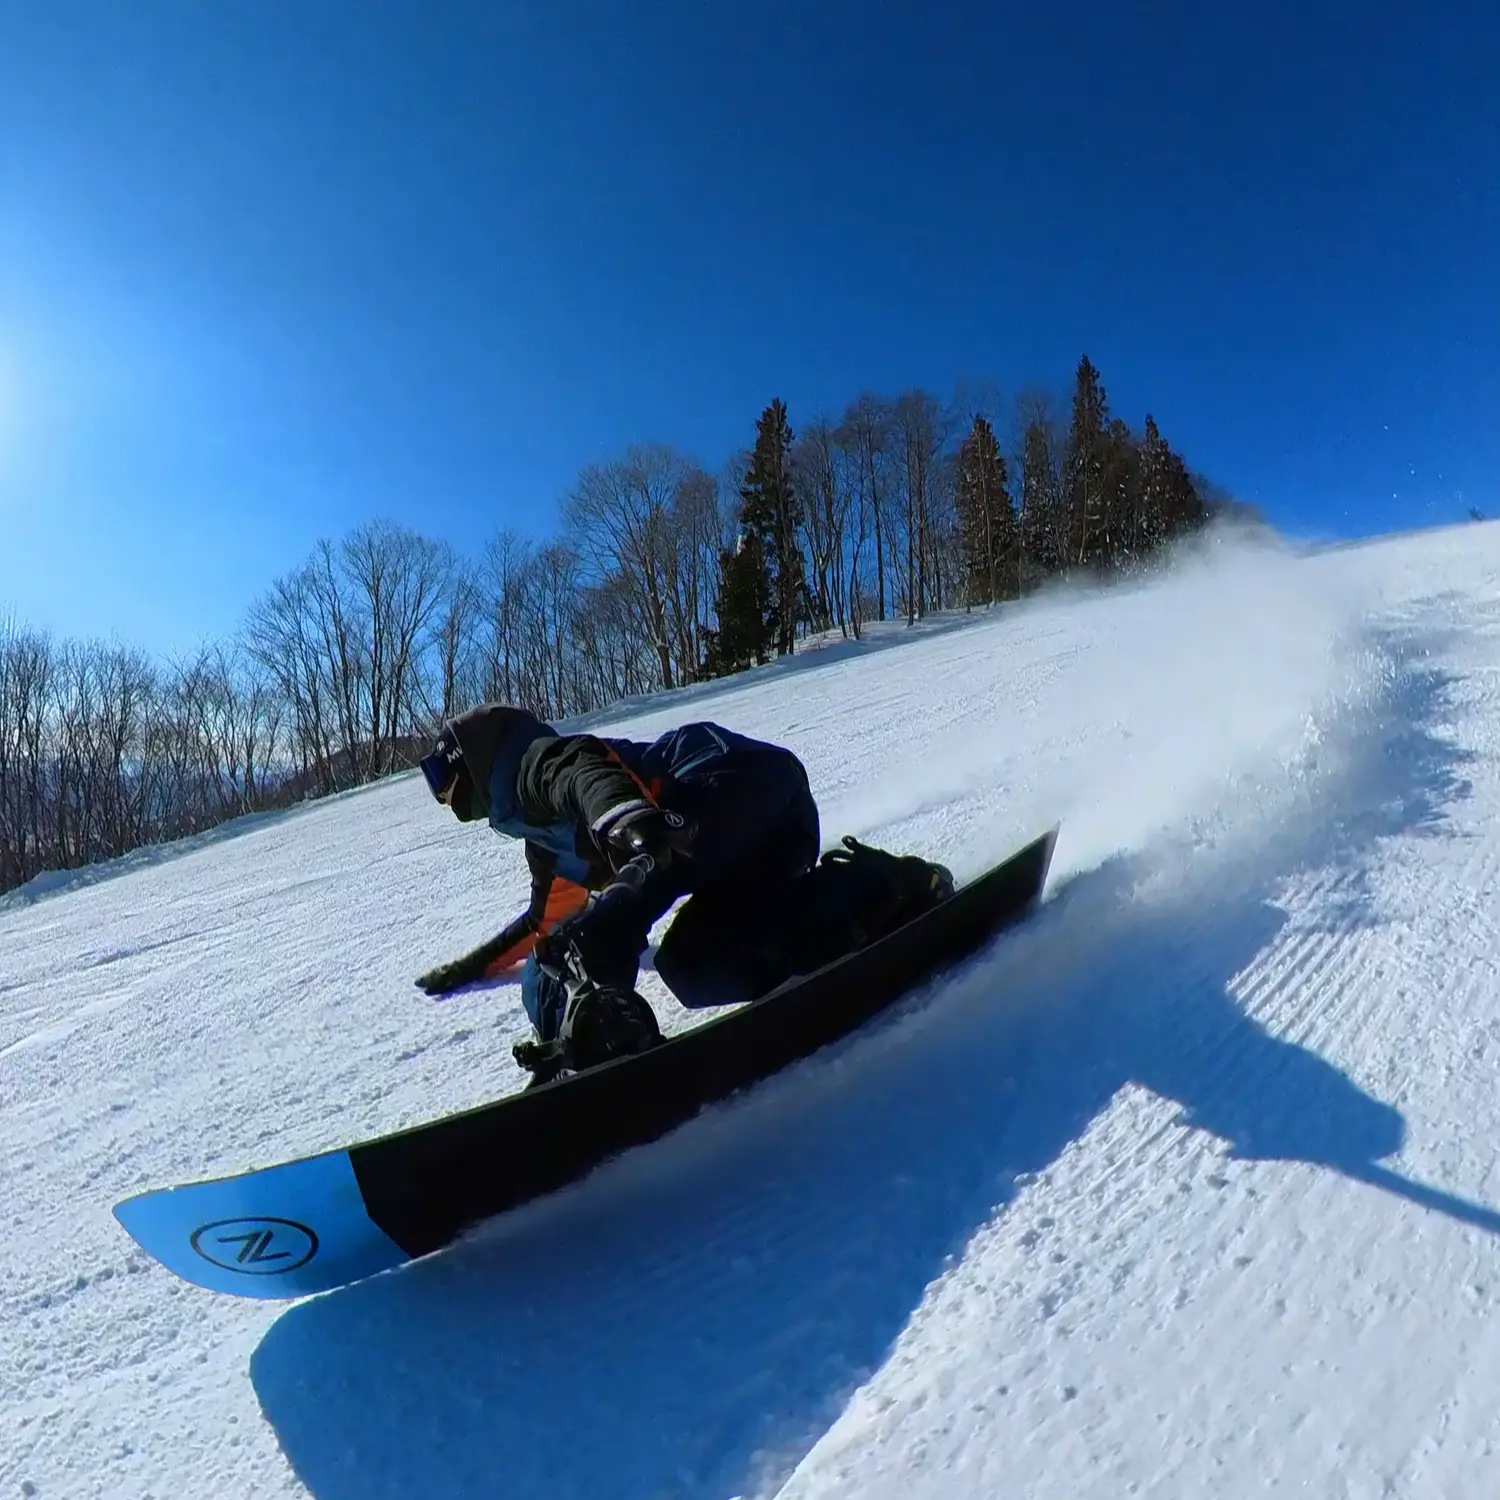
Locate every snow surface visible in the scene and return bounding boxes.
[5,522,1500,1498]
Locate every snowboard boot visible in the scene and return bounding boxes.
[512,981,663,1085]
[819,837,956,946]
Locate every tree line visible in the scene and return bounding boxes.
[707,357,1217,669]
[0,354,1234,893]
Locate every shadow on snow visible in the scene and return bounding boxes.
[251,625,1494,1500]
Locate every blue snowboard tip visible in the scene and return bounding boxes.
[114,1149,407,1299]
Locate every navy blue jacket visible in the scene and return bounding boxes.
[460,711,798,919]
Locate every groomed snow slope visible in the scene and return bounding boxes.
[5,522,1500,1499]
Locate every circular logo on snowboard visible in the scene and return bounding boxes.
[190,1217,319,1275]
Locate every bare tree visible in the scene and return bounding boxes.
[341,520,451,774]
[302,540,364,778]
[568,449,669,689]
[246,566,338,792]
[793,416,855,638]
[534,542,582,718]
[150,643,281,829]
[572,576,648,709]
[661,464,721,680]
[892,389,946,622]
[430,560,486,724]
[477,529,538,707]
[0,619,55,888]
[838,394,894,625]
[566,443,715,691]
[0,620,298,894]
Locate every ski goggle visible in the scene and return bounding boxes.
[420,737,465,801]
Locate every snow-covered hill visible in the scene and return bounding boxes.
[5,522,1500,1498]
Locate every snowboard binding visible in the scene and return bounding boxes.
[513,978,663,1086]
[819,836,956,944]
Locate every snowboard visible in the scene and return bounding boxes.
[113,825,1058,1299]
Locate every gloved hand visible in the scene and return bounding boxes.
[534,883,648,993]
[597,803,695,879]
[414,911,542,996]
[414,952,491,996]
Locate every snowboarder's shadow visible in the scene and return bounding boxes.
[252,640,1495,1500]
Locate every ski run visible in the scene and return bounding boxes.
[5,519,1500,1499]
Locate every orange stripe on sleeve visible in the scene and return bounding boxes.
[479,879,592,978]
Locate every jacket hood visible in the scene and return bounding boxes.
[444,703,555,823]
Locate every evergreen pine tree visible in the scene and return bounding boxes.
[955,414,1017,605]
[1136,414,1171,557]
[1019,414,1063,584]
[739,399,805,656]
[1064,355,1110,568]
[1160,439,1207,538]
[701,526,773,675]
[1143,416,1206,546]
[703,399,805,676]
[1100,417,1140,569]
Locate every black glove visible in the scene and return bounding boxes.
[414,912,539,996]
[414,954,488,997]
[597,803,695,878]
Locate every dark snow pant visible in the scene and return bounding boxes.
[658,752,940,1007]
[654,761,824,1009]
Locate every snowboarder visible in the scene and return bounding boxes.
[414,704,954,1078]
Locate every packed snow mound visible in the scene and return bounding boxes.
[5,520,1500,1499]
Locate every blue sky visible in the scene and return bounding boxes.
[1,0,1496,656]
